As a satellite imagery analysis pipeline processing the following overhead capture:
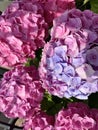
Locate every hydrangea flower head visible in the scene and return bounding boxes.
[24,110,55,130]
[51,9,98,40]
[0,65,44,118]
[39,9,98,99]
[39,38,98,99]
[55,102,98,130]
[0,9,47,68]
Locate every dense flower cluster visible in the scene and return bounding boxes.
[51,9,98,39]
[39,9,98,99]
[0,0,76,68]
[55,102,98,130]
[51,9,98,57]
[3,0,44,19]
[3,0,75,27]
[0,0,98,130]
[37,0,76,26]
[24,110,54,130]
[0,1,47,68]
[0,65,44,118]
[23,102,98,130]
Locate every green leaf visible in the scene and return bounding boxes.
[41,92,66,115]
[44,91,52,101]
[46,102,63,115]
[90,0,98,13]
[52,95,64,103]
[25,57,39,67]
[25,48,42,67]
[25,58,32,67]
[0,67,9,78]
[75,0,91,10]
[41,97,55,112]
[35,48,42,61]
[83,0,89,5]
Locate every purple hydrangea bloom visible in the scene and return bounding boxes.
[0,65,44,118]
[55,102,98,130]
[39,38,98,99]
[51,9,98,41]
[39,9,98,99]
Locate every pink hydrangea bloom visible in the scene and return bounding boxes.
[0,65,44,118]
[39,9,98,99]
[3,0,75,27]
[55,102,98,130]
[24,110,55,130]
[0,9,47,68]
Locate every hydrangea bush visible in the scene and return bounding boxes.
[0,0,98,130]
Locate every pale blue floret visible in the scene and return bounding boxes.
[47,45,75,85]
[46,58,54,70]
[72,51,86,67]
[71,77,81,87]
[64,65,75,76]
[79,81,98,95]
[79,82,91,94]
[61,73,72,85]
[54,46,67,60]
[54,63,63,74]
[52,54,63,63]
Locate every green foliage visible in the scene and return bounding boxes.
[35,48,42,61]
[41,92,68,115]
[41,92,90,116]
[90,0,98,13]
[25,48,42,67]
[83,0,89,5]
[25,58,33,67]
[75,0,91,10]
[75,0,98,13]
[0,67,9,78]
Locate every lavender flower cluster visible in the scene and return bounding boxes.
[39,9,98,99]
[0,0,98,130]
